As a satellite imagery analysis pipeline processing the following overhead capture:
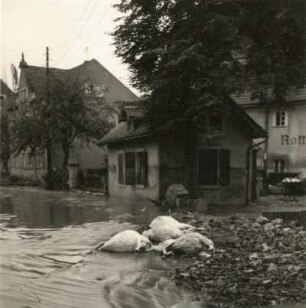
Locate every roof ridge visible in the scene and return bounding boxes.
[26,65,69,71]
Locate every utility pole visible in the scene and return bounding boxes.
[46,46,52,189]
[261,88,269,195]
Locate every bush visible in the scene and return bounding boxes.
[8,174,41,186]
[42,168,69,190]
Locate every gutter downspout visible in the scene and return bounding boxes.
[246,139,267,205]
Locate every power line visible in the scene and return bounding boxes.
[55,0,101,65]
[52,0,93,57]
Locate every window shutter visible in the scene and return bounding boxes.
[198,149,218,185]
[125,152,136,185]
[284,111,289,127]
[117,153,124,184]
[219,150,230,186]
[143,151,148,186]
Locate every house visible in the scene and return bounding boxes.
[100,99,266,205]
[0,79,16,176]
[235,88,306,183]
[9,54,139,184]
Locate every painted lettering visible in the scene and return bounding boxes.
[281,135,289,145]
[290,137,297,145]
[281,135,306,145]
[299,136,306,145]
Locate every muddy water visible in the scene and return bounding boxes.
[0,187,201,308]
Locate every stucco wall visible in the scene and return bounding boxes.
[245,103,306,176]
[107,139,160,201]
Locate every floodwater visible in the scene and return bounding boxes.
[0,186,201,308]
[0,187,305,308]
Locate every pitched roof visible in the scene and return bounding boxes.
[20,59,139,102]
[22,66,69,98]
[233,87,306,107]
[228,97,267,138]
[100,98,266,145]
[118,100,148,122]
[0,79,15,97]
[100,121,152,144]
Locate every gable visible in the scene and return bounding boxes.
[70,59,139,103]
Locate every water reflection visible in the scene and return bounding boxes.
[0,187,160,228]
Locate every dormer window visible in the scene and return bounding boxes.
[19,88,28,102]
[0,94,6,101]
[128,116,135,131]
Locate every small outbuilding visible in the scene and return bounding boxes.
[100,99,266,205]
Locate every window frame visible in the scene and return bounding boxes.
[19,87,28,103]
[273,110,288,128]
[273,159,285,173]
[116,150,148,187]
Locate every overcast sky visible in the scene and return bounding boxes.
[0,0,138,94]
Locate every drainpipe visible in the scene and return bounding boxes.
[246,139,267,205]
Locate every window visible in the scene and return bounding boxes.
[19,88,28,102]
[125,152,136,185]
[94,85,106,98]
[36,152,44,168]
[117,151,148,186]
[198,149,230,186]
[85,83,94,95]
[274,111,288,127]
[273,159,285,173]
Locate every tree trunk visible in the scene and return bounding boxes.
[34,148,37,182]
[184,120,198,196]
[62,142,70,169]
[61,142,70,190]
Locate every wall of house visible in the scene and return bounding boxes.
[196,114,252,205]
[10,150,47,180]
[107,139,160,201]
[245,103,306,176]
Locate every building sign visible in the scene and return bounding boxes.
[281,135,306,145]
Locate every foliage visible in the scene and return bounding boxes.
[12,75,115,170]
[0,108,10,175]
[8,174,42,186]
[11,100,47,154]
[113,0,306,125]
[45,75,115,167]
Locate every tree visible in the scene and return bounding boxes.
[46,76,114,169]
[0,104,10,176]
[113,0,306,124]
[12,75,115,187]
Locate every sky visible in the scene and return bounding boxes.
[0,0,138,94]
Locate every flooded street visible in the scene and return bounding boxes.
[1,187,305,308]
[0,187,199,308]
